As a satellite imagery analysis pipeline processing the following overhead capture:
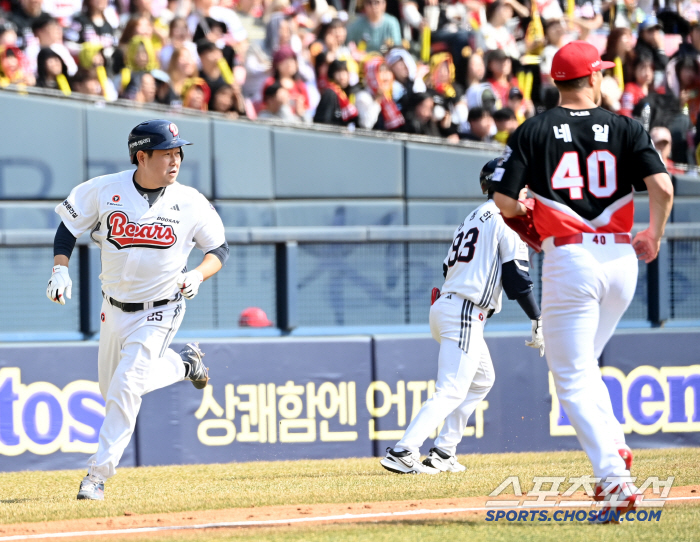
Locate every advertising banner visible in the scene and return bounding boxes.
[0,330,697,472]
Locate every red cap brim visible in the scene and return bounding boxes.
[599,60,616,71]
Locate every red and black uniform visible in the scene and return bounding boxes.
[492,106,667,240]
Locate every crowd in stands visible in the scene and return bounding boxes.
[1,0,700,164]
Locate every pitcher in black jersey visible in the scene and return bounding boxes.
[491,41,673,520]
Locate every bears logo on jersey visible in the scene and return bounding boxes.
[106,211,177,250]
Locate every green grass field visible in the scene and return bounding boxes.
[0,448,698,540]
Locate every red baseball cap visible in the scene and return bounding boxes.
[551,41,615,82]
[239,307,273,327]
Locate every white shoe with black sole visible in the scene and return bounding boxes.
[422,447,466,472]
[380,448,440,474]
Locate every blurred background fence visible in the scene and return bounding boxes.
[1,224,697,341]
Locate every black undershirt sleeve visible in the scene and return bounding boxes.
[502,259,541,320]
[54,221,77,258]
[206,242,230,266]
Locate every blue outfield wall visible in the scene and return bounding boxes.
[0,330,698,472]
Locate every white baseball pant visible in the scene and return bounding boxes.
[542,233,637,479]
[396,294,495,457]
[88,298,187,481]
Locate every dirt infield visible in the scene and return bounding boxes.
[1,485,697,541]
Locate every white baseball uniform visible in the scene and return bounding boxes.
[395,200,529,457]
[55,170,226,480]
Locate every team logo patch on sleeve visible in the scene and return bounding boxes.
[106,211,178,249]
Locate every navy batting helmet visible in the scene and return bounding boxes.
[479,158,503,195]
[128,119,192,165]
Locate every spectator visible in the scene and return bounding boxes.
[181,76,210,109]
[35,46,67,89]
[7,0,47,49]
[402,92,458,141]
[465,82,498,112]
[262,45,309,118]
[507,86,533,123]
[565,0,603,40]
[197,39,227,97]
[650,126,684,175]
[345,0,401,54]
[355,54,404,130]
[78,42,117,99]
[159,17,196,70]
[117,35,159,94]
[235,0,265,45]
[0,19,19,47]
[65,0,118,50]
[636,14,668,86]
[480,0,524,60]
[0,45,34,85]
[674,19,700,58]
[465,53,485,91]
[667,54,700,122]
[210,82,247,117]
[314,59,358,125]
[461,106,494,142]
[258,80,302,122]
[29,14,77,75]
[112,16,155,74]
[493,107,517,143]
[71,66,101,95]
[188,0,247,47]
[265,12,295,55]
[484,48,516,108]
[152,68,179,104]
[167,45,198,96]
[541,18,569,82]
[427,52,462,106]
[601,27,634,85]
[620,53,654,117]
[123,70,157,102]
[315,18,359,85]
[386,47,425,109]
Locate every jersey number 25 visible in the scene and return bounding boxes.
[447,227,479,267]
[551,151,617,200]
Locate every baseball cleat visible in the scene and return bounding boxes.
[590,481,640,524]
[618,445,633,471]
[77,475,104,500]
[180,342,209,389]
[422,447,466,472]
[380,448,440,475]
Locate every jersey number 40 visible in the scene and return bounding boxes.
[551,151,617,200]
[447,227,479,267]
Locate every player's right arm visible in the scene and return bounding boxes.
[47,179,101,305]
[633,172,674,264]
[492,127,531,218]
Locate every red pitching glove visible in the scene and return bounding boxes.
[502,198,542,253]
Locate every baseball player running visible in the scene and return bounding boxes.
[491,42,673,516]
[46,119,228,500]
[381,160,545,475]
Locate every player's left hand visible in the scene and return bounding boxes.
[632,228,661,264]
[525,318,545,357]
[177,270,203,299]
[46,265,72,305]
